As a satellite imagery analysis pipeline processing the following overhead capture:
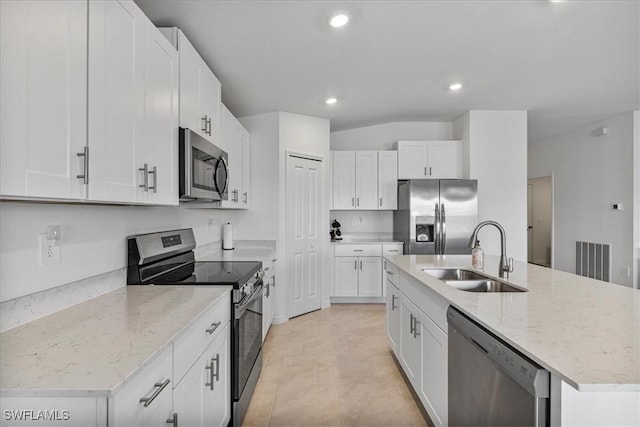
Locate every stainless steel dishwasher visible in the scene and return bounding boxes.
[447,307,550,427]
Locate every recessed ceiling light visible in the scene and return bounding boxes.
[325,97,338,105]
[329,14,349,28]
[449,82,463,91]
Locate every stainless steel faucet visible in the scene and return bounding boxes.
[468,221,514,278]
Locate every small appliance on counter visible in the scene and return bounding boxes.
[127,228,262,427]
[330,219,343,241]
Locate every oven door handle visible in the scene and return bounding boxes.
[235,282,264,320]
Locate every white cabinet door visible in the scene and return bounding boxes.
[332,151,356,209]
[397,141,428,179]
[334,256,359,297]
[1,0,87,200]
[174,322,230,427]
[354,151,378,209]
[201,69,222,146]
[358,257,382,297]
[399,297,420,388]
[112,345,173,427]
[262,275,273,342]
[418,312,448,427]
[88,0,145,204]
[142,21,178,205]
[220,105,242,208]
[177,32,204,136]
[378,151,398,209]
[240,126,251,208]
[386,281,400,355]
[427,140,461,178]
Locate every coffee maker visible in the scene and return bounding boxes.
[330,219,342,241]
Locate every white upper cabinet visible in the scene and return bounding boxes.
[332,151,357,209]
[87,0,145,204]
[354,151,378,209]
[240,126,251,208]
[378,151,398,209]
[1,0,178,205]
[161,28,221,146]
[141,20,179,205]
[1,0,88,200]
[219,104,248,209]
[332,151,396,210]
[397,140,462,179]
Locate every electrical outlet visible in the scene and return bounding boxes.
[620,266,631,278]
[39,234,61,266]
[207,217,215,232]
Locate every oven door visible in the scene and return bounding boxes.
[179,128,228,201]
[233,282,263,399]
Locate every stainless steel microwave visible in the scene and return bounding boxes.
[179,128,228,202]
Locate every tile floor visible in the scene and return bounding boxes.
[243,304,433,427]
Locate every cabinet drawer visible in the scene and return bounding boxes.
[174,291,230,384]
[384,260,399,286]
[334,244,381,257]
[382,244,403,256]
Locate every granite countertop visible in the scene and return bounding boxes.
[0,285,231,397]
[386,254,640,392]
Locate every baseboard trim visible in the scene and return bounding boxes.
[330,296,385,304]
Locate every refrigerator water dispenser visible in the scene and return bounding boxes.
[416,217,435,242]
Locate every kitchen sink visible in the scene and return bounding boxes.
[422,268,527,293]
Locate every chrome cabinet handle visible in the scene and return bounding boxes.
[148,166,157,193]
[359,260,363,270]
[352,197,355,207]
[139,378,170,407]
[272,275,276,287]
[205,321,221,334]
[424,166,427,176]
[205,359,215,390]
[409,313,415,334]
[166,413,178,426]
[266,283,270,298]
[391,294,397,311]
[354,260,357,270]
[201,115,208,134]
[380,197,382,207]
[414,319,421,338]
[76,146,89,184]
[357,197,360,207]
[206,117,212,136]
[429,166,432,176]
[243,192,248,203]
[139,163,149,191]
[386,271,394,275]
[353,249,364,252]
[388,249,399,253]
[212,354,220,382]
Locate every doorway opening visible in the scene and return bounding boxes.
[527,176,553,267]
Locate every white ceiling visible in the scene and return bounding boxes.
[135,0,639,142]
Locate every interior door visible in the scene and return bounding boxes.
[286,155,323,318]
[527,183,533,263]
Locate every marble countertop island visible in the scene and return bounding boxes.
[0,285,231,397]
[386,254,640,392]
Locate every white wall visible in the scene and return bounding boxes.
[0,202,244,302]
[330,211,393,234]
[330,121,452,151]
[635,111,640,289]
[529,113,635,287]
[453,111,528,262]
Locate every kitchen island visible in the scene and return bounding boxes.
[385,254,639,426]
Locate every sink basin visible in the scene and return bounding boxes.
[422,268,488,281]
[422,268,527,293]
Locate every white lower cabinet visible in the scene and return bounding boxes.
[111,344,174,427]
[262,258,277,341]
[334,256,382,297]
[388,269,448,427]
[174,322,230,427]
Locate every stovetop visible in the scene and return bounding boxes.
[151,261,262,287]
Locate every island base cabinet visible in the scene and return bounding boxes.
[174,322,231,427]
[385,280,400,355]
[110,344,173,427]
[417,311,448,427]
[0,397,105,427]
[398,296,421,388]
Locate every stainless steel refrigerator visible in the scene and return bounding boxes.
[393,180,478,255]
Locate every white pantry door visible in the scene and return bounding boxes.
[286,154,323,318]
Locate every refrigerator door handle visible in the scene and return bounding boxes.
[434,203,440,254]
[441,204,446,255]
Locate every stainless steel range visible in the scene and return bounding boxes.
[127,228,263,427]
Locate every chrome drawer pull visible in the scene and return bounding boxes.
[166,413,178,426]
[205,321,221,335]
[139,378,170,407]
